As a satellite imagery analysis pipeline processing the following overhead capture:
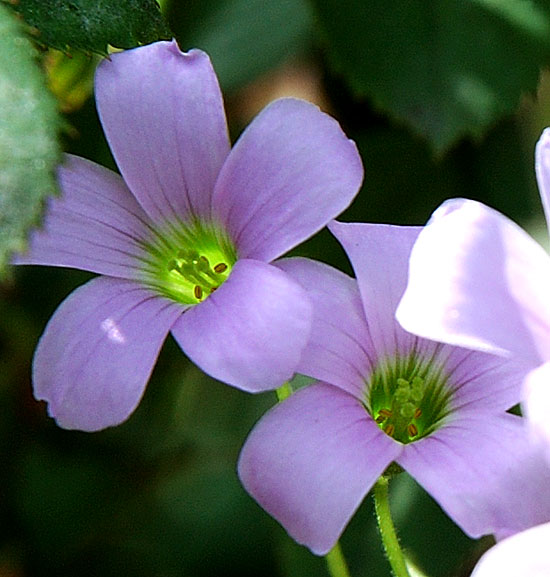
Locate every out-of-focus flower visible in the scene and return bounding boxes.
[15,40,363,431]
[238,222,539,555]
[396,129,550,454]
[471,522,550,577]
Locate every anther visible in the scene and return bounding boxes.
[194,285,203,300]
[384,424,395,437]
[214,262,228,274]
[408,423,419,437]
[378,408,393,418]
[414,408,422,419]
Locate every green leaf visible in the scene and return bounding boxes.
[311,0,550,152]
[0,4,62,279]
[8,0,171,54]
[170,0,313,93]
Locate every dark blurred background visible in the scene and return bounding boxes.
[2,0,550,575]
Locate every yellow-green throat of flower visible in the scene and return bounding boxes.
[367,352,452,444]
[142,220,237,305]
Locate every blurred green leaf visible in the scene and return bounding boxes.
[311,0,550,152]
[0,4,61,279]
[9,0,171,54]
[170,0,313,92]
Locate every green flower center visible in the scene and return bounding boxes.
[141,221,237,305]
[367,353,452,444]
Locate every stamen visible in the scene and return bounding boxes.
[384,424,395,437]
[414,408,422,419]
[407,423,419,437]
[194,285,203,300]
[214,262,228,274]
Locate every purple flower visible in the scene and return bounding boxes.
[15,40,363,431]
[396,128,550,454]
[238,222,537,555]
[471,522,550,577]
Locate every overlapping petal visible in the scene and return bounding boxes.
[330,222,424,357]
[443,347,527,413]
[276,257,375,398]
[523,362,550,457]
[238,383,401,555]
[14,155,151,279]
[170,259,312,392]
[212,98,363,262]
[398,413,550,539]
[471,522,550,577]
[96,41,230,225]
[396,199,550,366]
[535,127,550,237]
[33,277,183,431]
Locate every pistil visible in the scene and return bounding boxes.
[367,353,452,444]
[168,248,229,302]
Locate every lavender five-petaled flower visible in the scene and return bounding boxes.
[238,222,540,555]
[396,128,550,457]
[14,40,363,431]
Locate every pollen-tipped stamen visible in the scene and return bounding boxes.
[368,354,452,444]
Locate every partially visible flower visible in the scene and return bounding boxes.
[471,523,550,577]
[396,128,550,453]
[470,439,550,577]
[238,222,540,555]
[15,40,363,431]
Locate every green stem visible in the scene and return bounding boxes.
[325,542,352,577]
[373,476,411,577]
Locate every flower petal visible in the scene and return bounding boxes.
[213,98,363,261]
[471,523,550,577]
[238,383,401,555]
[444,347,528,414]
[535,128,550,239]
[95,41,230,224]
[33,277,183,431]
[396,199,550,366]
[330,221,423,357]
[276,257,375,398]
[171,259,312,392]
[14,155,151,279]
[523,362,550,459]
[398,413,550,538]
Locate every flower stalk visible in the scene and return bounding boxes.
[373,476,411,577]
[325,542,352,577]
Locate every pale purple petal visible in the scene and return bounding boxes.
[213,98,363,262]
[443,347,528,413]
[33,277,183,431]
[398,413,550,538]
[96,41,230,224]
[238,383,401,555]
[471,523,550,577]
[523,362,550,459]
[171,259,312,392]
[535,128,550,239]
[396,199,550,366]
[330,222,423,357]
[275,257,375,398]
[14,155,151,279]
